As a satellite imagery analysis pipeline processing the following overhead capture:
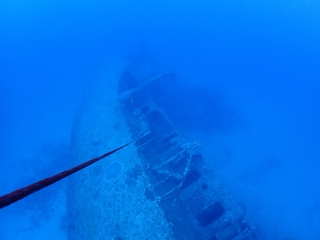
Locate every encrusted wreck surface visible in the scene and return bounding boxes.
[67,61,259,239]
[67,63,173,240]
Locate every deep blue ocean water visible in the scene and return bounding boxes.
[1,0,319,239]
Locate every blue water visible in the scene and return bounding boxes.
[1,0,319,239]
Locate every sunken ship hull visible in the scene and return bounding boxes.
[67,61,259,239]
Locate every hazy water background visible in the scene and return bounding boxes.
[1,0,319,239]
